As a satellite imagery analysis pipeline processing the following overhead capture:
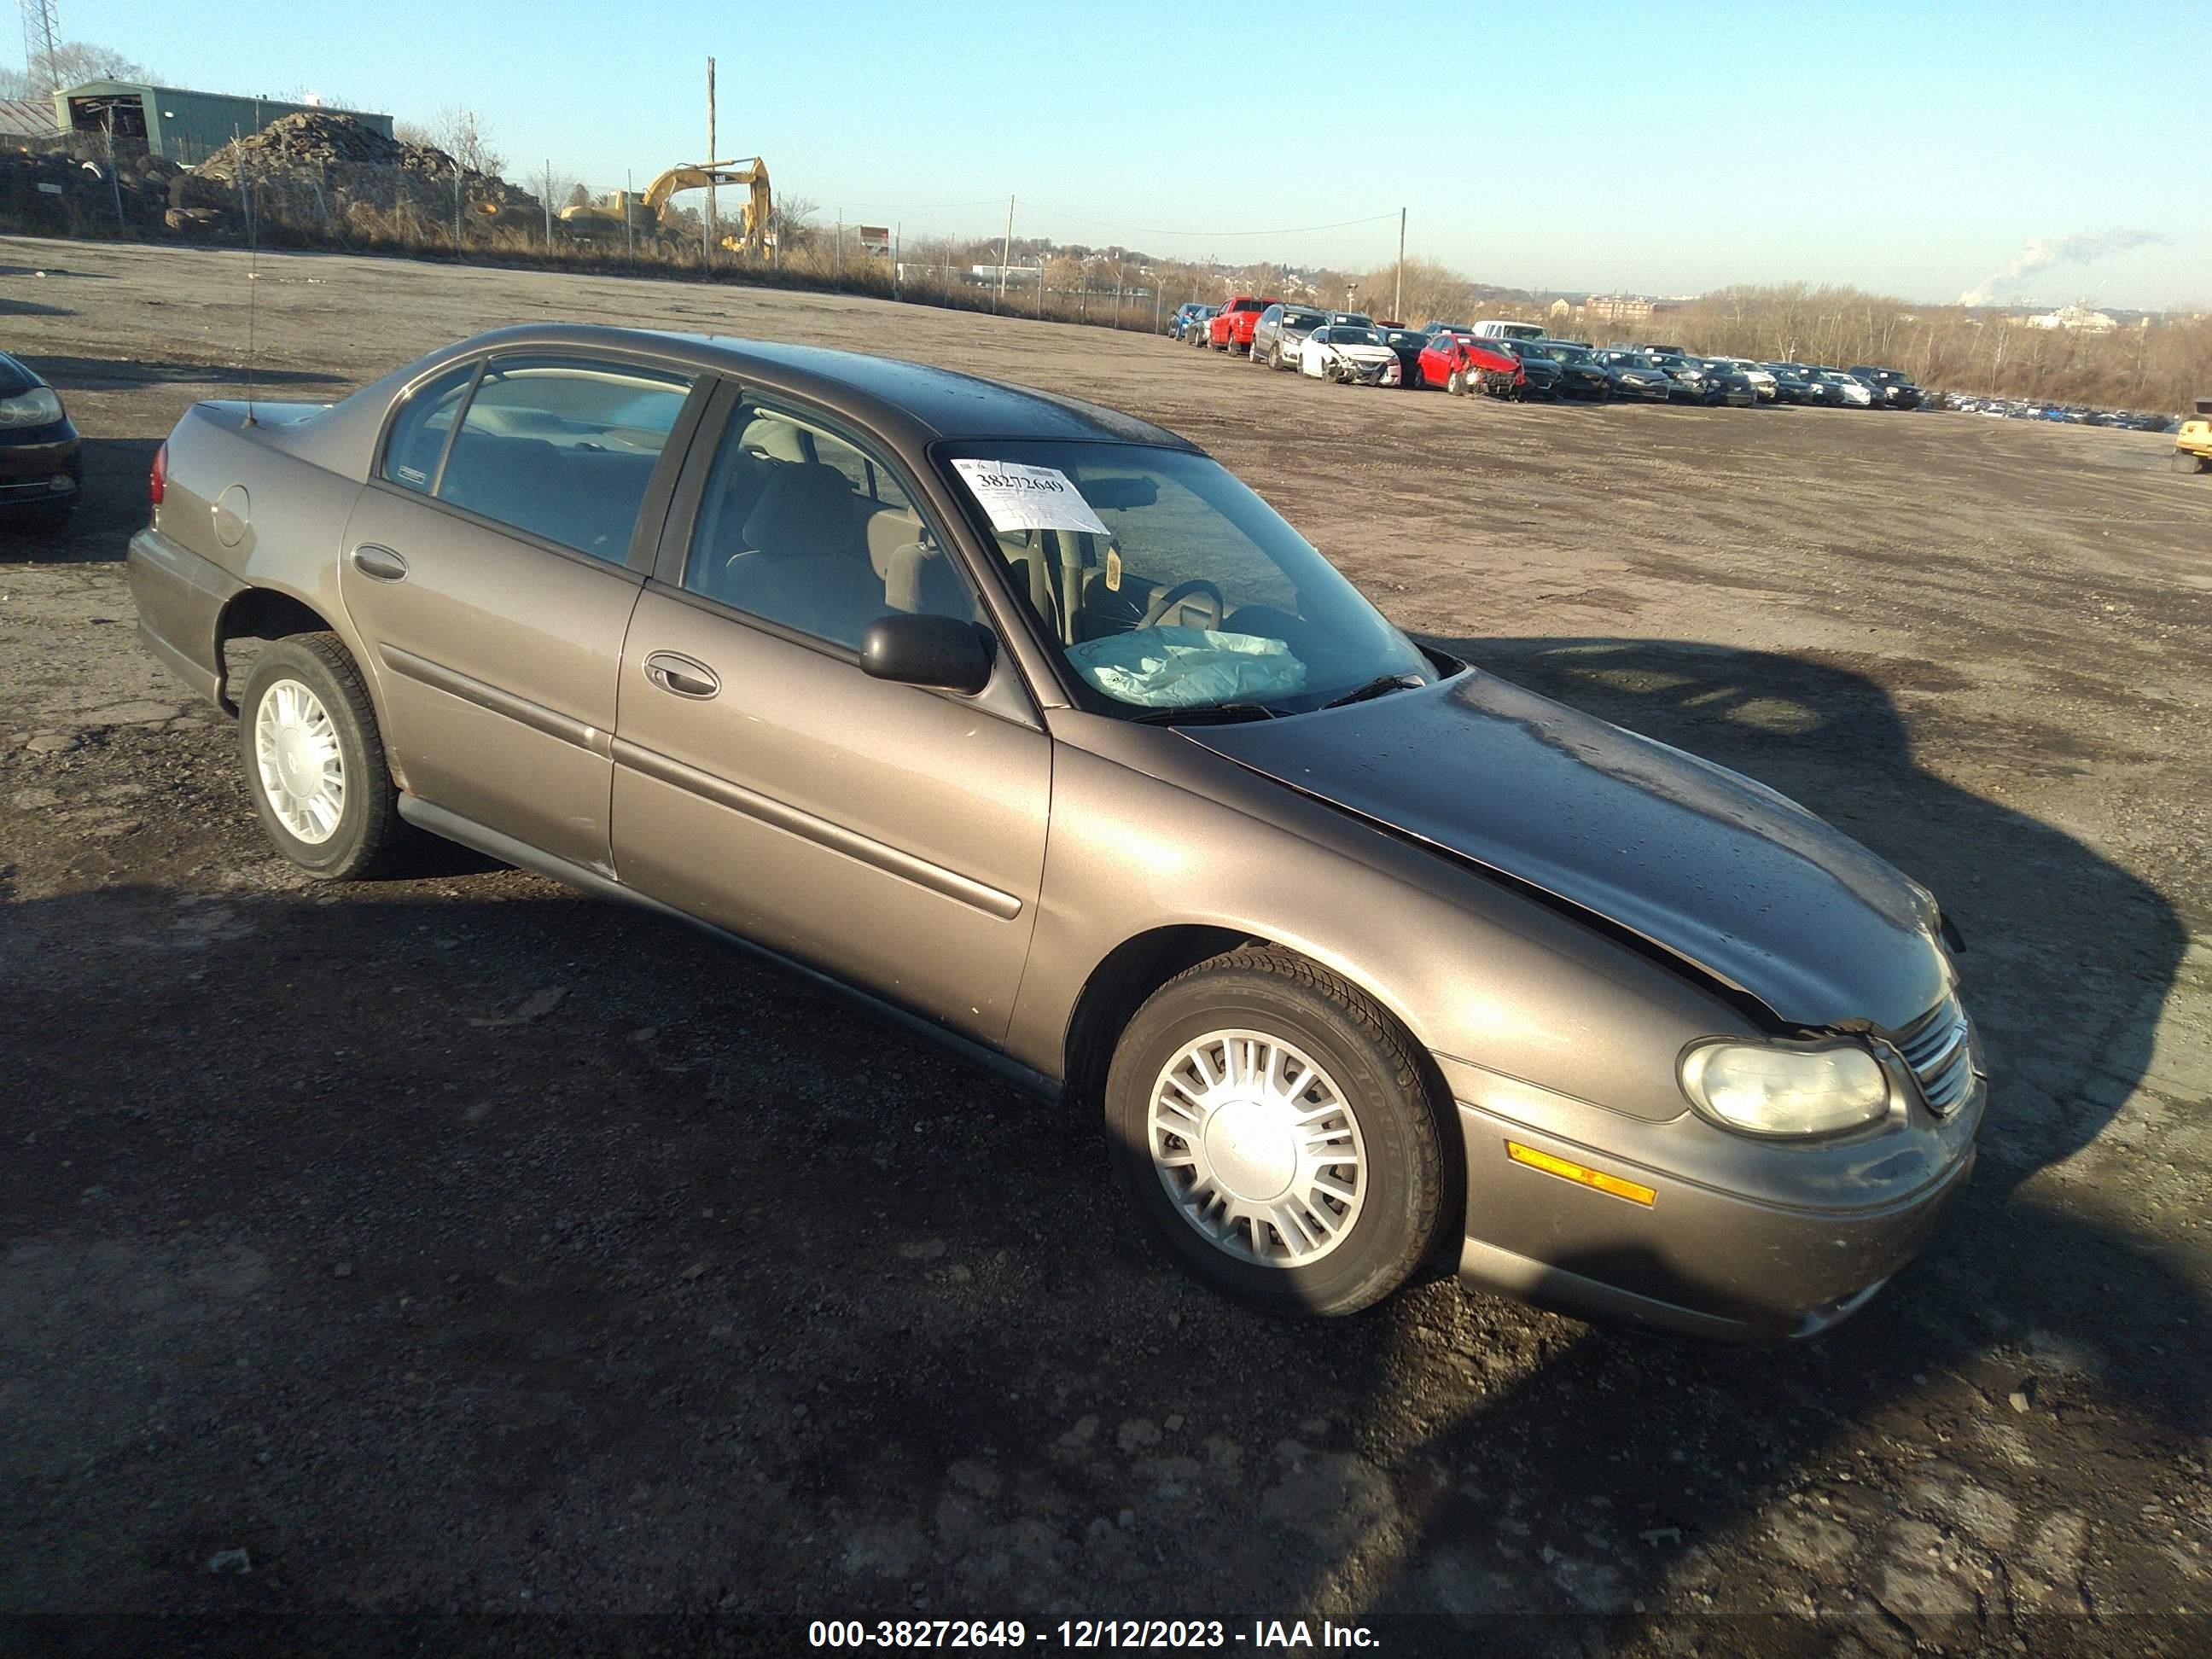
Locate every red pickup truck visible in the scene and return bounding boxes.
[1208,294,1278,354]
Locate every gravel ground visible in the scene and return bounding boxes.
[2,236,2209,1649]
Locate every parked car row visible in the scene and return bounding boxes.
[1931,394,2174,432]
[1172,306,1930,412]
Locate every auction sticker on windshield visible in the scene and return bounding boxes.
[951,459,1111,537]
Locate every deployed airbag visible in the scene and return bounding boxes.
[1068,626,1307,707]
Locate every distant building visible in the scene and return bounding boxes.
[51,81,394,166]
[968,264,1039,285]
[1583,294,1656,323]
[2023,305,2118,334]
[856,224,891,258]
[1548,298,1573,321]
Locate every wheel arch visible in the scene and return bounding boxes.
[212,585,337,714]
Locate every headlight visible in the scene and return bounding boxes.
[0,387,65,428]
[1679,1039,1891,1137]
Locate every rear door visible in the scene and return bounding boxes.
[340,351,706,871]
[609,387,1051,1045]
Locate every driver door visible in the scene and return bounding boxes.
[610,390,1051,1045]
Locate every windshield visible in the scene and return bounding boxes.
[1329,328,1385,347]
[1546,344,1593,363]
[1284,311,1327,328]
[941,441,1431,718]
[1382,329,1425,347]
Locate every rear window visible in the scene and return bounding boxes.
[1232,299,1266,312]
[435,356,694,562]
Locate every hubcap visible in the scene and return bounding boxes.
[253,678,346,844]
[1148,1030,1365,1268]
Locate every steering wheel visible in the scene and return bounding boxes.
[1138,578,1226,631]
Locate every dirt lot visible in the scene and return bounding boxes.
[3,236,2210,1646]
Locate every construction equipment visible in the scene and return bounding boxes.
[2175,397,2212,475]
[558,157,771,256]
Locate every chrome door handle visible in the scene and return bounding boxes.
[643,651,719,699]
[352,544,408,582]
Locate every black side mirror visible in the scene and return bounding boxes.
[860,613,994,695]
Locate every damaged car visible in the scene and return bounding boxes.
[126,326,1983,1340]
[1298,324,1403,386]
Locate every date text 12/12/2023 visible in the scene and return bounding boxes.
[806,1618,1382,1649]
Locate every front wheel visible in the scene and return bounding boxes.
[1104,946,1447,1317]
[1447,369,1466,397]
[236,633,410,880]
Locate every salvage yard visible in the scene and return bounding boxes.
[3,236,2210,1643]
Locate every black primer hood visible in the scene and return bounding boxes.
[1189,669,1953,1031]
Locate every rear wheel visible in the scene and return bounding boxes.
[1105,946,1447,1317]
[236,633,410,880]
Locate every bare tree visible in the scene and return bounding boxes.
[423,107,504,181]
[21,39,147,93]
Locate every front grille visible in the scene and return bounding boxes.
[1890,993,1977,1115]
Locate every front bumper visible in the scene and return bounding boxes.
[1441,1054,1982,1342]
[0,424,82,511]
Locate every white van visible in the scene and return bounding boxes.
[1470,319,1548,341]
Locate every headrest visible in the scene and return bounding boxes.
[742,463,855,558]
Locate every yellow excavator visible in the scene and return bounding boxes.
[558,158,772,256]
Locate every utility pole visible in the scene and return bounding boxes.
[542,160,552,247]
[893,222,900,301]
[1394,206,1406,323]
[997,194,1014,313]
[703,56,717,271]
[625,167,634,265]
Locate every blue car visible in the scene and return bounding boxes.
[1168,302,1214,341]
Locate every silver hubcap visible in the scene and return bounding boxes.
[1148,1030,1366,1267]
[253,678,346,844]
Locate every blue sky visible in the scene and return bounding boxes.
[44,0,2211,308]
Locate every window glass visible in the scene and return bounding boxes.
[435,356,693,562]
[945,441,1429,716]
[685,403,971,650]
[381,363,474,493]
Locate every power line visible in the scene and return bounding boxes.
[1013,201,1401,240]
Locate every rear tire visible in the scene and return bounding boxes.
[1104,946,1447,1318]
[236,633,410,881]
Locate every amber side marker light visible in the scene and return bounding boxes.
[1505,1141,1657,1207]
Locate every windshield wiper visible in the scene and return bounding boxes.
[1126,702,1282,725]
[1321,673,1425,710]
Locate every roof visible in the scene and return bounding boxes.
[0,96,61,138]
[55,80,393,122]
[431,326,1196,451]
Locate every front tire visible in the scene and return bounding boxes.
[1104,946,1447,1317]
[1447,369,1465,397]
[236,633,408,880]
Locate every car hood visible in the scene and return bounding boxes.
[1185,669,1950,1031]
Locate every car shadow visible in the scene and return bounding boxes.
[1270,635,2201,1638]
[0,298,73,317]
[0,643,2195,1630]
[0,438,157,563]
[15,356,348,393]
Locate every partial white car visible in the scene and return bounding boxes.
[1815,369,1876,407]
[1299,325,1403,387]
[1708,357,1778,400]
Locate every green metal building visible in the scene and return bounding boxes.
[51,82,394,166]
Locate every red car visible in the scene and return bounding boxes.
[1416,331,1524,398]
[1208,294,1278,354]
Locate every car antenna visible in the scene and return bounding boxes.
[235,125,259,426]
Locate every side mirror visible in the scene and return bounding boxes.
[860,613,995,696]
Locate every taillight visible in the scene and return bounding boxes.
[149,441,167,508]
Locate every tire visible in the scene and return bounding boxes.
[1447,369,1465,397]
[236,632,410,880]
[1104,946,1447,1318]
[1268,344,1283,370]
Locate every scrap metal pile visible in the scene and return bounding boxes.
[183,112,541,234]
[0,143,178,234]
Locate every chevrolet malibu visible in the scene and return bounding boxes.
[126,326,1983,1338]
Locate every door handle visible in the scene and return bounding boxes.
[352,544,408,582]
[643,651,720,699]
